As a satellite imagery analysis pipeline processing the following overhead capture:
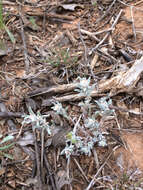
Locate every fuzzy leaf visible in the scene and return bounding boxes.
[0,135,14,144]
[4,25,16,44]
[3,153,13,159]
[0,142,14,150]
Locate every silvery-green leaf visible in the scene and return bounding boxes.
[0,135,14,144]
[3,153,13,159]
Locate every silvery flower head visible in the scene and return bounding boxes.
[61,143,74,159]
[22,107,51,134]
[22,107,37,125]
[80,140,94,156]
[98,134,107,147]
[75,77,95,97]
[51,101,68,119]
[98,139,107,147]
[95,97,115,116]
[84,117,99,129]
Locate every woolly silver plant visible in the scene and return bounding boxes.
[61,128,95,158]
[60,78,114,158]
[51,101,69,119]
[95,97,115,117]
[75,77,95,97]
[22,107,51,135]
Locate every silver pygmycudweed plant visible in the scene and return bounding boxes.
[75,77,95,97]
[95,97,115,117]
[61,143,74,159]
[22,107,51,135]
[84,116,99,129]
[61,129,95,158]
[22,78,114,159]
[59,78,115,158]
[51,101,69,119]
[61,129,79,159]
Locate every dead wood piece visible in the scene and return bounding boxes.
[78,22,88,64]
[42,93,105,106]
[21,146,35,160]
[47,13,74,21]
[90,53,99,70]
[80,29,100,42]
[85,150,114,190]
[42,55,143,105]
[0,112,22,118]
[98,56,143,95]
[94,28,113,35]
[109,105,143,115]
[119,49,133,62]
[98,48,117,63]
[0,101,17,130]
[65,30,77,46]
[73,158,89,183]
[28,83,79,97]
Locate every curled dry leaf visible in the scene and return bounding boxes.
[25,177,38,186]
[0,167,5,176]
[55,170,72,190]
[57,4,84,12]
[52,128,71,147]
[90,53,99,69]
[0,47,13,56]
[17,132,34,146]
[114,132,143,173]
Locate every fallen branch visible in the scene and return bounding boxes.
[89,9,123,54]
[0,112,22,118]
[42,93,105,106]
[95,0,117,24]
[19,6,30,74]
[28,56,143,105]
[28,83,79,97]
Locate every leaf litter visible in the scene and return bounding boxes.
[1,0,143,189]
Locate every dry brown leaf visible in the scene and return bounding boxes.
[0,167,6,176]
[90,53,99,69]
[15,70,26,78]
[62,19,80,30]
[58,4,84,11]
[55,170,72,189]
[114,132,143,173]
[8,180,16,188]
[17,132,34,146]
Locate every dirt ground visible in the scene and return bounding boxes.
[0,0,143,189]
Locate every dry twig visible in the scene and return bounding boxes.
[90,9,123,54]
[33,129,43,190]
[95,0,117,24]
[85,149,114,190]
[19,8,30,73]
